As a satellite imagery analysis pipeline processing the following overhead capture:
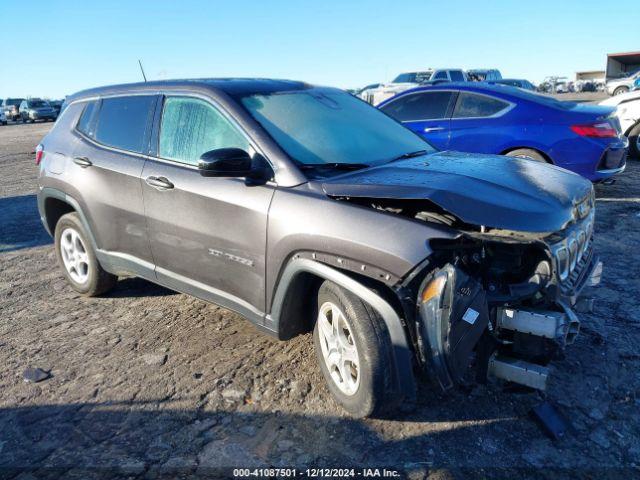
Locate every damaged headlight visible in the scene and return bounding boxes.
[418,271,451,389]
[417,265,489,391]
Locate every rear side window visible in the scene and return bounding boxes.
[94,96,155,153]
[77,101,98,138]
[433,71,449,81]
[381,91,455,121]
[159,97,249,166]
[453,92,510,118]
[450,70,465,82]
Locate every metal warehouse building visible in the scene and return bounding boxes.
[575,70,605,81]
[606,51,640,79]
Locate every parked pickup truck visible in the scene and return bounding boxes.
[359,69,467,105]
[37,79,602,417]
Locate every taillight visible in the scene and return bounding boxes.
[35,144,44,165]
[570,122,618,138]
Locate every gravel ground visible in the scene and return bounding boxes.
[1,123,639,480]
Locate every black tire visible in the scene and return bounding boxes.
[613,86,629,96]
[54,212,117,296]
[313,280,396,418]
[505,148,548,163]
[628,123,640,159]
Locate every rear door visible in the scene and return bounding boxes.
[141,95,275,316]
[70,95,157,272]
[379,90,456,149]
[447,91,514,154]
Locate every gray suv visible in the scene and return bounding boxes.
[37,79,602,417]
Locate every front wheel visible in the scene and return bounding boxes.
[54,213,117,296]
[613,86,629,96]
[628,123,640,159]
[313,281,396,418]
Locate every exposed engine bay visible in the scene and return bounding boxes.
[342,194,602,392]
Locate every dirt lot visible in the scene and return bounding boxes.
[1,122,639,479]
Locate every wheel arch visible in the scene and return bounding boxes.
[38,188,99,251]
[267,256,416,401]
[624,119,640,137]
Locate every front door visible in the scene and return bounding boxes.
[141,96,275,318]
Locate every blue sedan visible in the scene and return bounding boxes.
[378,83,627,182]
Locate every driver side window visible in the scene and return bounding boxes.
[159,97,249,166]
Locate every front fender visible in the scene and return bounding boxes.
[267,257,416,401]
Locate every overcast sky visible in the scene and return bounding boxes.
[1,0,638,98]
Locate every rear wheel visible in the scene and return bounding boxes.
[613,86,629,96]
[54,213,117,296]
[505,148,548,163]
[628,123,640,159]
[313,281,395,418]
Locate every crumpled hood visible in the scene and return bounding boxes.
[321,151,594,233]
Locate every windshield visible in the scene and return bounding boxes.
[240,88,434,168]
[7,99,23,106]
[392,72,433,84]
[28,100,48,108]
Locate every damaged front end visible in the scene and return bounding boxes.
[321,152,603,392]
[412,194,602,392]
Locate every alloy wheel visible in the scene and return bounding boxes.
[317,301,360,396]
[60,227,90,284]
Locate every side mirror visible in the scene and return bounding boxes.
[198,148,253,177]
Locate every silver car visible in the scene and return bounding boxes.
[606,69,640,96]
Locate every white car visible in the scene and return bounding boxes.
[601,90,640,157]
[359,69,467,105]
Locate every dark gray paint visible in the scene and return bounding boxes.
[37,78,596,402]
[322,151,594,233]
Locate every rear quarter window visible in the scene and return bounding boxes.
[381,91,455,121]
[450,70,465,82]
[453,92,511,118]
[76,101,98,138]
[94,96,156,153]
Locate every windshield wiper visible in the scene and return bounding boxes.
[388,149,430,163]
[299,162,370,171]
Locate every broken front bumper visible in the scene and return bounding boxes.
[416,258,602,392]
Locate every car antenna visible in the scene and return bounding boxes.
[138,59,147,82]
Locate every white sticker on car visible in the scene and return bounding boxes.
[462,308,480,325]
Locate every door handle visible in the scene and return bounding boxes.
[145,176,174,190]
[423,127,445,133]
[73,156,92,168]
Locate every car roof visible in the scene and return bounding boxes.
[65,78,314,103]
[392,81,542,98]
[378,81,572,108]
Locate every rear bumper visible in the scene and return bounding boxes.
[592,142,627,181]
[560,142,627,182]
